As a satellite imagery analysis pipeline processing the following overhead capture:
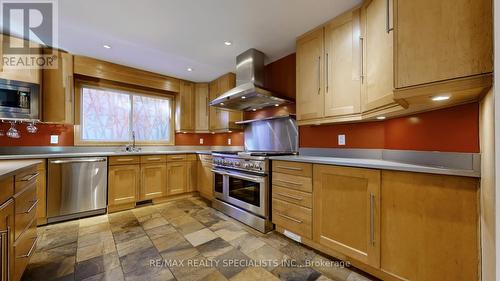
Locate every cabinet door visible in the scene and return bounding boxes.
[380,171,479,281]
[167,162,188,195]
[195,83,209,132]
[176,81,195,131]
[0,199,14,281]
[187,161,197,192]
[140,163,166,200]
[197,162,213,199]
[361,0,395,112]
[296,28,324,121]
[108,165,139,206]
[394,0,492,88]
[208,74,240,131]
[35,161,46,225]
[313,164,380,267]
[324,10,362,117]
[42,50,74,124]
[0,35,41,84]
[209,80,219,131]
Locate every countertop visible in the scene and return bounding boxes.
[0,150,213,160]
[0,159,42,181]
[269,155,480,178]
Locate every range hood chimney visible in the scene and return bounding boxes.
[209,49,293,111]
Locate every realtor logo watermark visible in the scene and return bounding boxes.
[0,0,58,69]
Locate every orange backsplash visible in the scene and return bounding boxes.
[300,103,479,153]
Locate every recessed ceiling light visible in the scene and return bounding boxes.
[376,116,386,120]
[187,68,193,72]
[224,41,232,46]
[241,96,246,99]
[103,44,111,49]
[220,102,225,106]
[252,109,257,111]
[432,95,450,101]
[274,104,279,107]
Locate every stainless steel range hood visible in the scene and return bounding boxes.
[209,49,293,111]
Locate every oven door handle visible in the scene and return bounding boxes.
[225,172,265,183]
[211,169,227,176]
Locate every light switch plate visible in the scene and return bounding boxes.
[199,138,204,144]
[227,138,232,145]
[338,134,346,146]
[50,135,59,144]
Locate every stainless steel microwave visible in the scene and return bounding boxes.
[0,78,40,120]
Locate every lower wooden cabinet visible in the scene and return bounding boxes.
[197,155,213,200]
[167,162,188,195]
[313,164,381,268]
[108,164,140,209]
[187,160,197,192]
[140,163,167,200]
[0,198,14,281]
[35,161,47,226]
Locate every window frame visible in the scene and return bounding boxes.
[74,79,175,146]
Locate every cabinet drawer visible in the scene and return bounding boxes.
[14,219,37,281]
[14,182,37,241]
[140,155,167,163]
[272,198,312,239]
[272,186,312,208]
[14,166,39,194]
[167,154,187,161]
[273,161,312,177]
[109,156,140,165]
[186,154,197,161]
[0,177,13,205]
[272,172,312,193]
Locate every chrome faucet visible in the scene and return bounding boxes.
[125,131,140,152]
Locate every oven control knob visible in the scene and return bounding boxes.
[234,162,240,166]
[243,163,249,168]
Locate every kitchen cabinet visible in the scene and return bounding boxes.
[108,164,140,211]
[324,10,362,117]
[296,28,324,121]
[0,197,14,281]
[313,164,381,268]
[380,171,479,281]
[0,35,41,84]
[209,73,242,132]
[167,162,188,195]
[42,50,74,124]
[194,83,210,132]
[176,81,195,132]
[35,161,46,226]
[140,163,167,200]
[197,154,213,200]
[187,159,197,192]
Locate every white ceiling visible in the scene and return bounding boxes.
[56,0,361,82]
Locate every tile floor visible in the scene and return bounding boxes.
[22,197,377,281]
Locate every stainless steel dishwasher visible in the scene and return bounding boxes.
[47,157,107,223]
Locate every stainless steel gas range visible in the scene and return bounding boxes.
[211,116,298,233]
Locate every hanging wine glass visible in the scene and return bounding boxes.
[26,121,37,134]
[6,122,20,139]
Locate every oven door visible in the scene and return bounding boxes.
[225,170,268,218]
[212,169,226,200]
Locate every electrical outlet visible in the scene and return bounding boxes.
[199,138,204,144]
[227,138,232,145]
[50,135,59,144]
[338,134,346,146]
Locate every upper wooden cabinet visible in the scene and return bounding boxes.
[324,10,362,118]
[296,28,324,121]
[209,73,242,132]
[176,81,195,132]
[313,164,381,268]
[0,35,41,84]
[194,83,210,132]
[42,50,74,124]
[393,0,492,89]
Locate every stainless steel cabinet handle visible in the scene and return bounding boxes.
[116,158,134,162]
[23,200,38,214]
[317,56,321,95]
[276,166,303,171]
[325,53,329,93]
[273,179,302,187]
[50,158,106,164]
[170,165,183,168]
[146,157,161,161]
[20,172,39,182]
[360,37,365,82]
[17,236,39,258]
[386,0,393,33]
[170,156,185,160]
[275,193,303,201]
[276,212,303,224]
[370,193,375,246]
